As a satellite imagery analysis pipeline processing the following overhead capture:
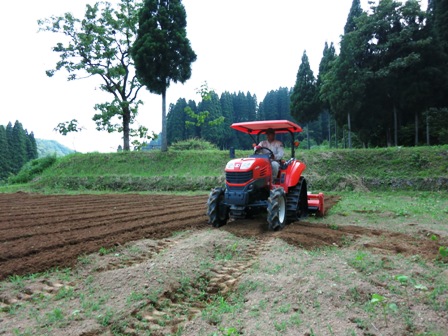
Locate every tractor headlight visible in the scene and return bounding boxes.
[241,161,254,170]
[226,161,236,169]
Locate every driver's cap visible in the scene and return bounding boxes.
[266,128,275,134]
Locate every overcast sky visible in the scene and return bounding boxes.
[0,0,427,153]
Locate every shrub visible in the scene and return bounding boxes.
[170,138,218,150]
[8,155,57,184]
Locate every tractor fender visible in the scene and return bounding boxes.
[283,160,306,188]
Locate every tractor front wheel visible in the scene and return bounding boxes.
[206,187,229,228]
[267,188,287,231]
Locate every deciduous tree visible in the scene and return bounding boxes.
[39,0,150,151]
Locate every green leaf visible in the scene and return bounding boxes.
[388,303,398,312]
[414,284,428,291]
[371,293,385,304]
[395,275,409,285]
[439,246,448,258]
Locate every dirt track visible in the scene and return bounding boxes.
[0,193,443,280]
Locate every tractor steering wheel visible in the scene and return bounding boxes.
[255,146,275,160]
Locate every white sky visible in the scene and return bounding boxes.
[0,0,427,153]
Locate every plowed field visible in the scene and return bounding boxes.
[0,193,211,280]
[1,192,447,336]
[0,192,442,280]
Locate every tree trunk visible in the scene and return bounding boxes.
[347,112,352,149]
[161,90,168,152]
[123,105,130,151]
[415,111,419,146]
[393,104,398,146]
[334,122,338,149]
[426,111,430,145]
[307,124,310,150]
[328,111,331,148]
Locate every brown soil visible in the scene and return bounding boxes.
[0,193,442,280]
[0,193,208,280]
[1,193,447,336]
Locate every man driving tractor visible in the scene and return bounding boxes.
[254,128,284,180]
[207,120,324,231]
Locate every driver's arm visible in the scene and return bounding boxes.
[274,142,284,161]
[256,141,266,151]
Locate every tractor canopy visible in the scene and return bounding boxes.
[230,120,302,135]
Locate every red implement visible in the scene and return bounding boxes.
[307,192,325,216]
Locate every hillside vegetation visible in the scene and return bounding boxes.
[36,139,75,157]
[3,145,447,193]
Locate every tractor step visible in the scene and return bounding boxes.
[307,193,325,216]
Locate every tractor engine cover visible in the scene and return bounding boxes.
[224,157,271,206]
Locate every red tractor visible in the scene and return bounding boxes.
[207,120,324,231]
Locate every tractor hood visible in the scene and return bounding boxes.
[225,157,271,172]
[225,157,271,185]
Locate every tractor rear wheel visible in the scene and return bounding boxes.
[286,177,308,222]
[267,188,287,231]
[207,187,229,228]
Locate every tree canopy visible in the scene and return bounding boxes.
[37,0,448,151]
[39,0,152,151]
[315,0,448,147]
[0,121,38,181]
[290,51,319,125]
[132,0,197,151]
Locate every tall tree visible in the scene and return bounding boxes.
[343,0,365,148]
[132,0,197,151]
[320,3,370,148]
[0,125,10,181]
[166,98,188,145]
[317,42,336,146]
[396,0,434,145]
[219,92,235,149]
[431,0,448,54]
[257,88,293,144]
[427,0,448,108]
[354,0,435,146]
[200,92,226,148]
[11,121,28,174]
[25,131,38,161]
[290,51,319,148]
[344,0,363,34]
[234,92,257,148]
[39,0,148,151]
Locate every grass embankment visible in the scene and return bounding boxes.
[300,146,448,192]
[3,145,448,193]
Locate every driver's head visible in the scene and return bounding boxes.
[266,128,275,141]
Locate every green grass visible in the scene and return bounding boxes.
[1,145,447,193]
[42,150,229,177]
[7,155,57,184]
[315,190,448,235]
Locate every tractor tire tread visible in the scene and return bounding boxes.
[206,187,228,228]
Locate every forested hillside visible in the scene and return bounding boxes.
[166,0,448,150]
[36,139,75,157]
[0,121,38,181]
